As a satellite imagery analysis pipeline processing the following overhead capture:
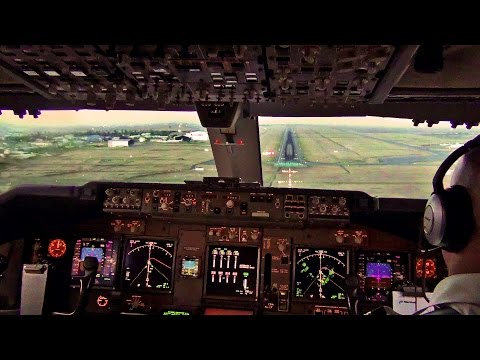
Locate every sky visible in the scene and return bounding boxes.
[0,109,461,129]
[0,110,202,128]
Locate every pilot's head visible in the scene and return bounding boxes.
[444,146,480,274]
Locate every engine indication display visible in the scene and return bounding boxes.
[71,238,118,287]
[123,238,175,291]
[205,246,259,298]
[294,248,348,301]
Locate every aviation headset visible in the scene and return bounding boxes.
[423,134,480,252]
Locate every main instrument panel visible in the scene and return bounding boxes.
[19,181,440,315]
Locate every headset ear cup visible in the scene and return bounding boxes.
[425,134,480,252]
[442,185,475,252]
[424,193,446,247]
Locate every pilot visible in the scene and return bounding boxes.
[368,139,480,316]
[419,145,480,315]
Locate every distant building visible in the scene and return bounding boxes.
[150,136,169,142]
[31,139,52,147]
[108,138,134,147]
[185,131,209,141]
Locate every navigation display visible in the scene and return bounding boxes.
[123,238,175,291]
[294,247,348,301]
[71,238,119,287]
[205,246,259,298]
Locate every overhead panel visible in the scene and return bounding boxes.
[0,45,394,109]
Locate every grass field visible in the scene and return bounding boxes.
[1,122,477,199]
[260,124,476,198]
[0,141,216,193]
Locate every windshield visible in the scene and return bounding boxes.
[0,110,216,193]
[0,110,477,198]
[259,117,477,198]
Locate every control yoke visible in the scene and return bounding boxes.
[53,256,99,315]
[345,274,361,315]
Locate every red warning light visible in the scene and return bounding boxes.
[236,139,244,145]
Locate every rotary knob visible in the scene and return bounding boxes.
[335,235,344,244]
[160,203,169,211]
[353,234,363,244]
[251,232,259,241]
[226,199,235,209]
[278,243,285,252]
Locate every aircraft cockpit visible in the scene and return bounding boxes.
[0,44,477,316]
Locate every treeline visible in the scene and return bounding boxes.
[5,128,199,141]
[78,129,180,136]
